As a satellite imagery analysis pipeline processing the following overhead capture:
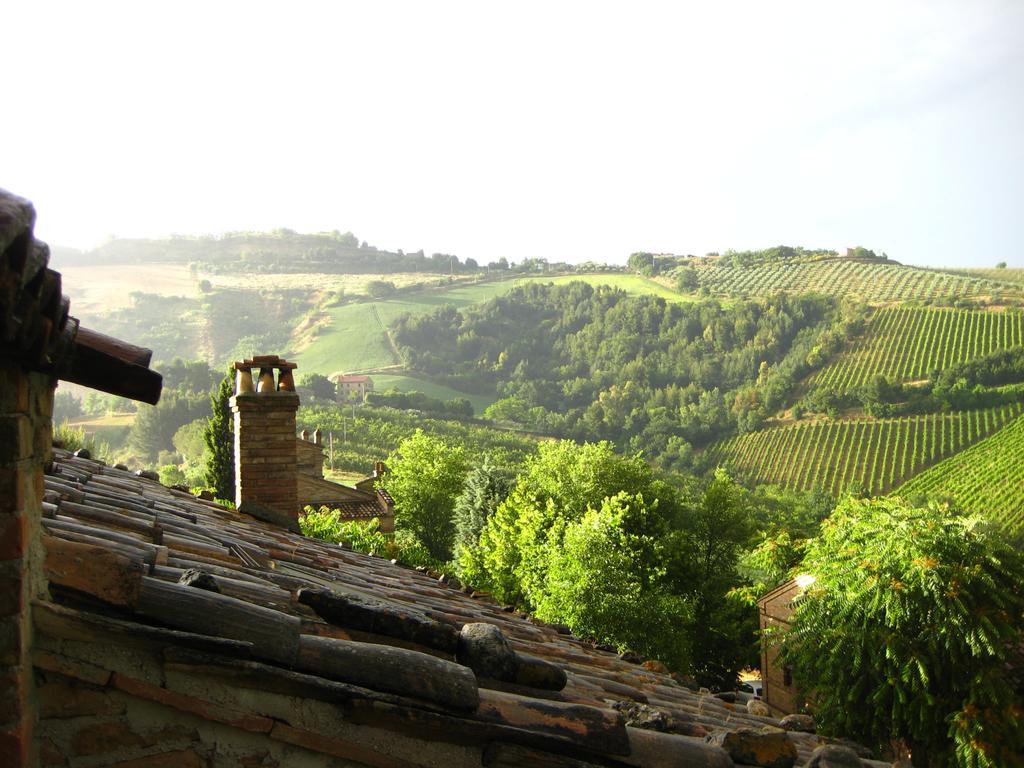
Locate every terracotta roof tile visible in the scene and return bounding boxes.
[38,448,889,767]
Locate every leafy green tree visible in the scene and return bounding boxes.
[475,440,676,607]
[453,457,511,581]
[203,368,235,500]
[675,267,699,293]
[302,373,337,401]
[365,279,397,297]
[781,498,1024,768]
[677,469,758,688]
[536,492,693,670]
[379,430,467,562]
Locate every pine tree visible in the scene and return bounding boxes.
[203,368,235,501]
[452,457,510,579]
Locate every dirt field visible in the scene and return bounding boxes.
[59,264,199,312]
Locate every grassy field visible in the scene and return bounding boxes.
[61,413,135,448]
[371,374,496,415]
[687,259,1022,303]
[706,402,1023,496]
[808,306,1024,393]
[898,413,1024,534]
[515,273,686,301]
[206,271,476,294]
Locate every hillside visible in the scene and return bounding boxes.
[706,403,1023,496]
[897,413,1024,534]
[808,305,1024,393]
[677,257,1022,302]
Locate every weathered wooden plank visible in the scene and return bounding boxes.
[135,576,300,665]
[474,689,630,757]
[33,600,254,657]
[43,535,145,607]
[298,587,460,653]
[296,634,478,710]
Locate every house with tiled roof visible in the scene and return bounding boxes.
[1,189,888,768]
[332,374,374,404]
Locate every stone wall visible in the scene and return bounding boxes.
[758,580,801,716]
[0,361,54,766]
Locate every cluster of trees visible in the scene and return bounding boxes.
[370,430,1024,766]
[364,389,473,418]
[392,283,844,467]
[378,432,815,688]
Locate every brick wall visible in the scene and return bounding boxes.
[0,361,54,766]
[231,381,300,532]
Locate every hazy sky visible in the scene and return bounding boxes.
[4,1,1023,267]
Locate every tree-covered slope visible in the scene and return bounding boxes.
[707,403,1023,496]
[898,412,1024,533]
[392,282,846,465]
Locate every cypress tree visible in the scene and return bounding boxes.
[203,368,235,501]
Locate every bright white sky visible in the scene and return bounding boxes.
[3,1,1022,268]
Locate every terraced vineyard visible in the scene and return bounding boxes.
[707,403,1023,495]
[694,259,1018,302]
[809,306,1024,393]
[898,413,1024,533]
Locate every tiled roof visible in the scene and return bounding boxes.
[40,448,889,768]
[335,374,372,383]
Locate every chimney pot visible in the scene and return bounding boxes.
[301,429,309,441]
[257,367,276,393]
[235,367,255,394]
[313,427,322,445]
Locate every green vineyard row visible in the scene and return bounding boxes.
[808,306,1024,393]
[897,413,1024,534]
[706,403,1024,496]
[693,259,1019,302]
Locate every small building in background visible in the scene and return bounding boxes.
[333,373,374,403]
[757,577,807,715]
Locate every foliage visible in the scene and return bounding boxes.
[467,441,757,683]
[708,403,1023,496]
[203,368,235,500]
[379,430,468,562]
[900,413,1024,535]
[392,282,835,461]
[781,498,1024,768]
[536,492,693,670]
[53,391,83,422]
[299,506,391,555]
[128,391,209,462]
[301,373,337,401]
[296,401,538,478]
[453,457,512,581]
[54,423,110,461]
[366,389,474,418]
[365,279,397,297]
[689,258,1013,302]
[810,307,1024,396]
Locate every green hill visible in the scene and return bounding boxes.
[688,258,1021,302]
[808,306,1024,393]
[897,413,1024,533]
[706,403,1023,495]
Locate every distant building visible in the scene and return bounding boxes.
[757,578,806,715]
[296,430,395,531]
[333,373,374,403]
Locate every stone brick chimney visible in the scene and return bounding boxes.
[230,355,300,531]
